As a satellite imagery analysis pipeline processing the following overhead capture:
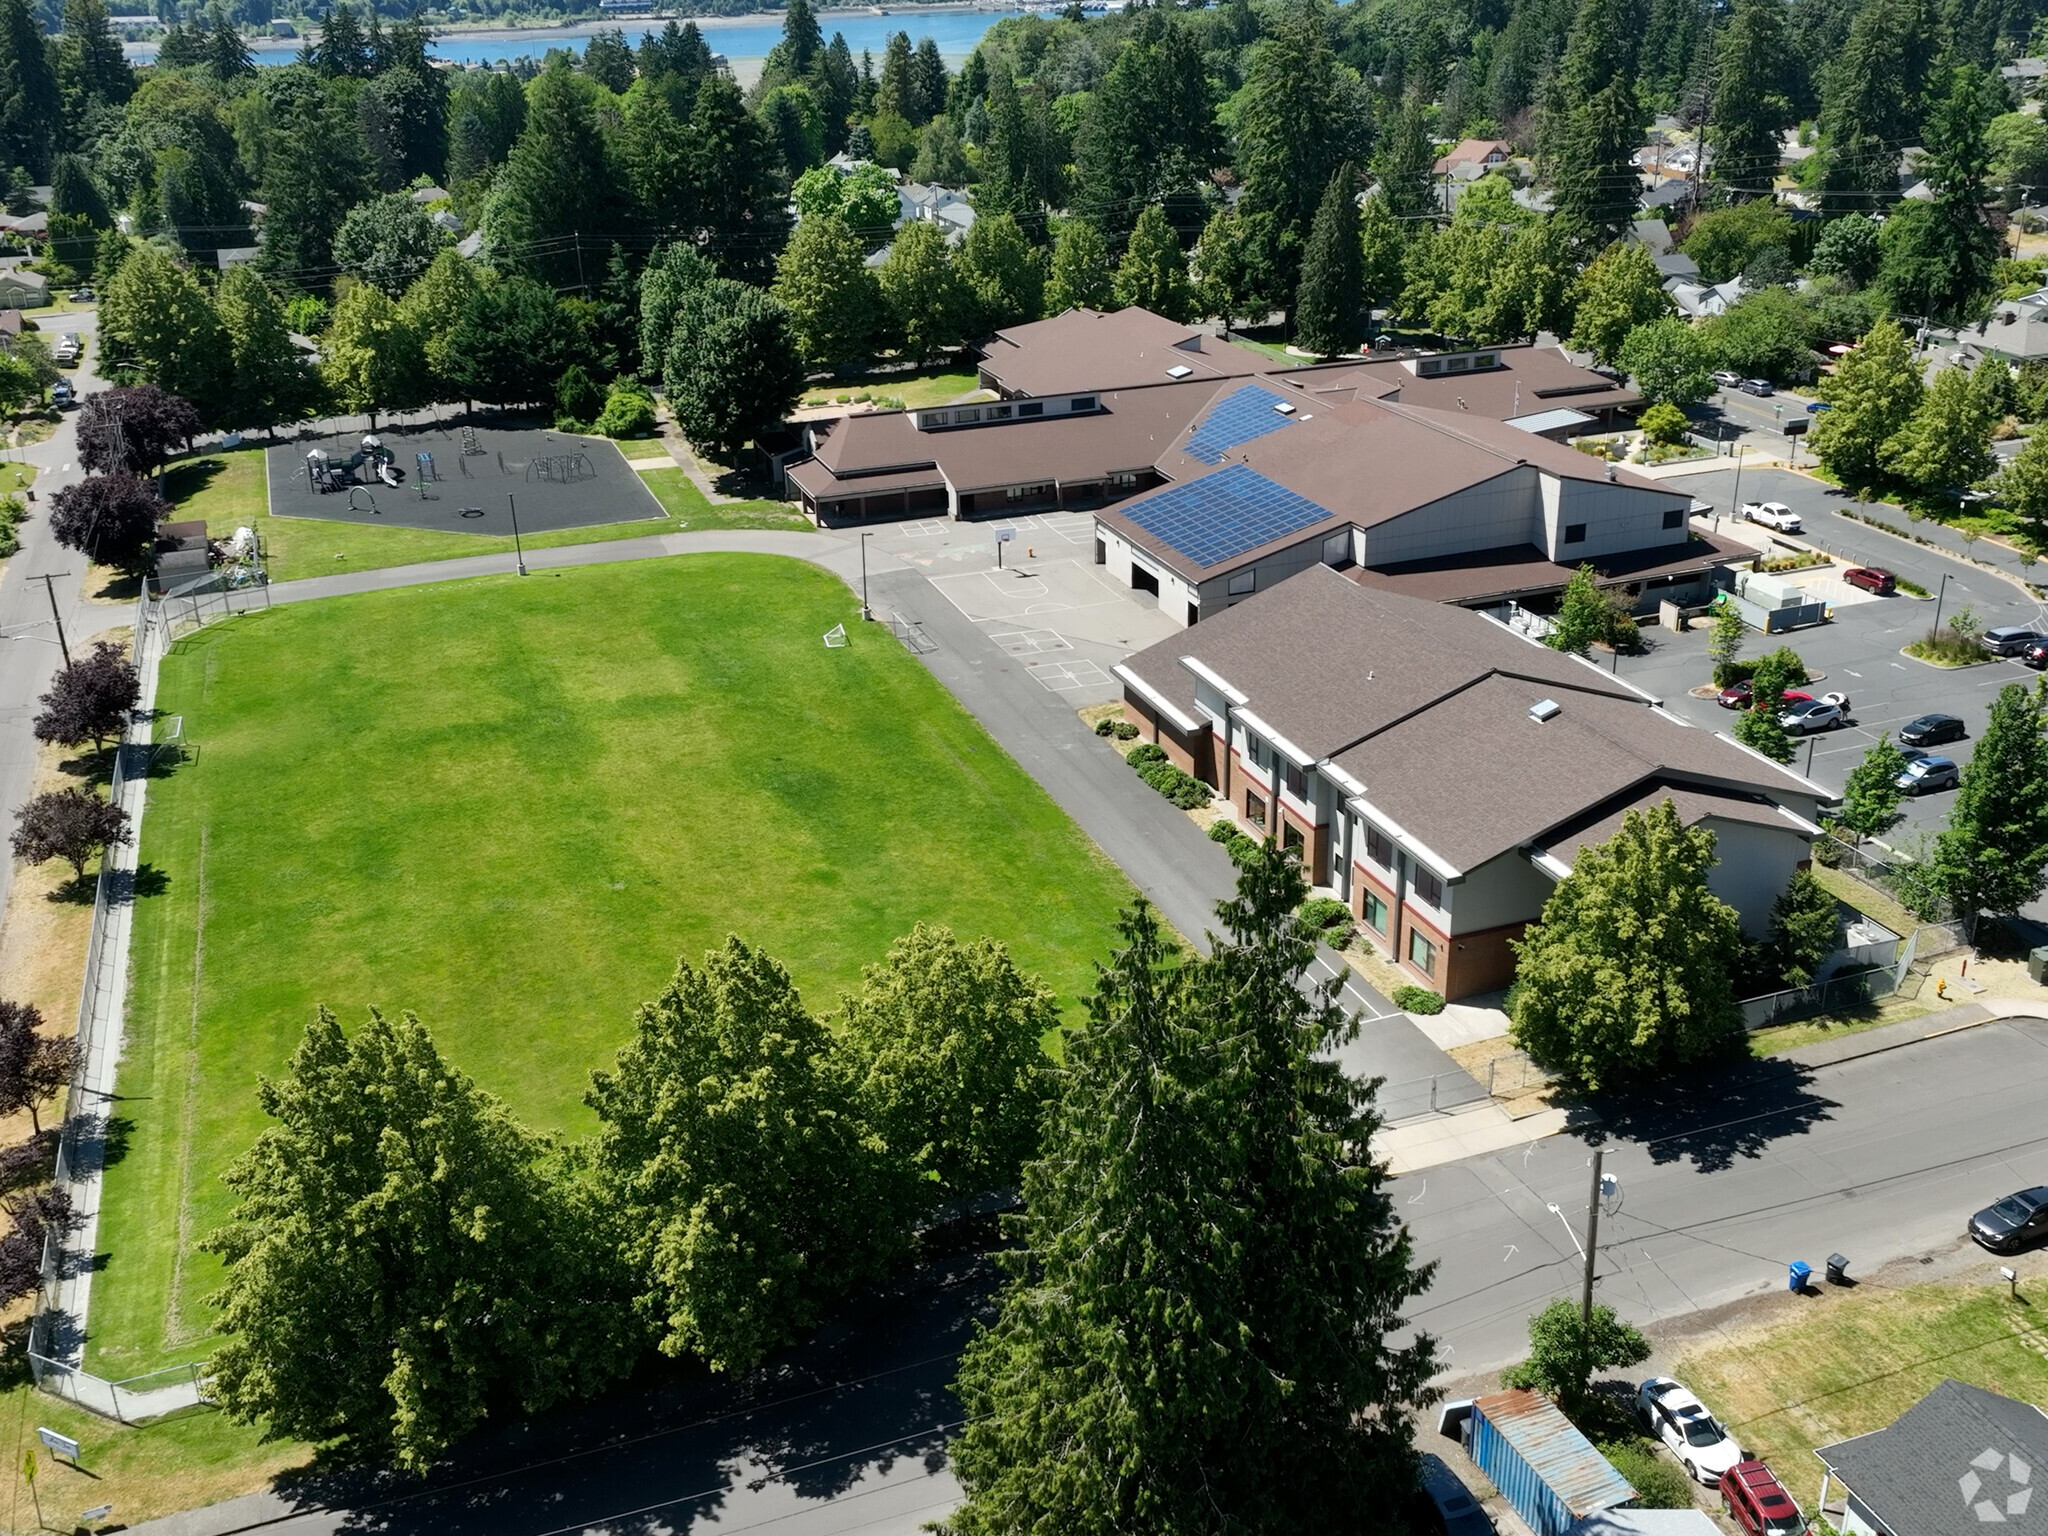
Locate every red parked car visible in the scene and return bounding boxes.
[1716,681,1815,710]
[1723,1460,1807,1536]
[1842,566,1897,595]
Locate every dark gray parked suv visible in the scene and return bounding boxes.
[1983,626,2046,656]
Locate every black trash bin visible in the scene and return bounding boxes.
[1826,1253,1850,1284]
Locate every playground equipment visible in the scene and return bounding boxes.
[347,485,379,516]
[460,425,485,456]
[307,435,405,494]
[526,452,596,485]
[415,452,438,499]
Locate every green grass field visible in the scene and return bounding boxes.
[90,554,1135,1376]
[164,449,807,583]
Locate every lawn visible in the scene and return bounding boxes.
[799,366,983,411]
[163,450,807,583]
[90,554,1136,1377]
[1676,1280,2048,1487]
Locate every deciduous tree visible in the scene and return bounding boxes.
[1996,422,2048,547]
[878,220,969,363]
[444,277,572,410]
[1808,316,1922,484]
[1045,216,1114,314]
[33,641,138,753]
[1932,682,2048,918]
[75,386,202,476]
[216,265,316,433]
[1502,1301,1651,1415]
[1837,736,1909,844]
[10,788,129,883]
[661,279,804,461]
[47,473,165,571]
[1883,360,1997,492]
[587,937,902,1372]
[772,213,886,368]
[1113,203,1192,323]
[332,192,450,298]
[1617,316,1714,406]
[959,212,1044,333]
[321,281,427,426]
[841,925,1053,1211]
[1809,213,1882,288]
[207,1009,638,1472]
[1569,240,1673,364]
[1509,799,1742,1087]
[0,1002,78,1136]
[98,245,229,422]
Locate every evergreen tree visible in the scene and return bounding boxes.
[0,0,58,180]
[945,849,1438,1535]
[203,2,252,81]
[587,938,903,1371]
[878,220,968,361]
[661,279,804,460]
[1234,0,1370,302]
[444,276,571,410]
[207,1009,638,1472]
[54,0,133,140]
[1509,800,1742,1087]
[910,37,948,126]
[1569,240,1673,363]
[1045,216,1114,313]
[1882,360,1997,492]
[308,0,372,78]
[357,66,450,193]
[874,30,915,123]
[959,211,1044,332]
[1876,64,2000,322]
[1294,164,1361,356]
[1765,870,1843,986]
[1113,203,1193,322]
[684,73,789,284]
[1546,564,1613,655]
[482,66,625,292]
[1818,0,1935,214]
[760,83,826,177]
[581,27,636,93]
[772,213,884,368]
[1809,316,1923,483]
[216,264,314,433]
[1070,13,1220,248]
[1370,91,1435,220]
[1543,0,1646,250]
[259,104,373,283]
[1933,682,2048,917]
[1712,0,1794,197]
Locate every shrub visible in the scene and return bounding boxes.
[1638,402,1690,446]
[594,388,658,439]
[1094,717,1115,736]
[1298,896,1351,930]
[1712,658,1757,689]
[1598,1439,1693,1509]
[1208,819,1240,843]
[1393,984,1445,1014]
[1127,743,1168,767]
[1113,721,1139,740]
[1129,752,1211,808]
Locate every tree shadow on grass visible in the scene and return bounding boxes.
[43,873,98,906]
[55,745,119,790]
[1573,1055,1839,1173]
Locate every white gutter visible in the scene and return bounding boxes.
[1237,707,1316,768]
[1179,655,1248,705]
[1343,792,1465,882]
[1526,846,1574,881]
[1712,730,1835,797]
[1112,664,1205,735]
[1322,761,1367,797]
[1774,803,1827,837]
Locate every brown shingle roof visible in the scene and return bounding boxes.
[1120,565,1821,872]
[1295,344,1640,419]
[979,307,1274,397]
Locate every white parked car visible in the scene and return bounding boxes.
[1741,501,1803,533]
[1637,1377,1745,1485]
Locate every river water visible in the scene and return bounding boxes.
[121,6,1038,76]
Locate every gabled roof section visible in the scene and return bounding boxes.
[1817,1381,2048,1536]
[1181,381,1300,464]
[978,307,1273,397]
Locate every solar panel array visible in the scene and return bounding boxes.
[1182,383,1298,464]
[1119,463,1331,569]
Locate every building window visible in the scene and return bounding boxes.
[1019,402,1044,417]
[1474,353,1499,369]
[1364,825,1394,868]
[1227,569,1256,596]
[1408,929,1437,975]
[1245,791,1267,829]
[1111,471,1138,487]
[923,411,949,427]
[1071,396,1097,412]
[1419,359,1444,376]
[1412,866,1444,908]
[989,404,1014,420]
[956,407,982,424]
[1362,890,1388,934]
[1283,821,1306,858]
[1563,523,1587,544]
[1007,482,1053,500]
[1283,760,1307,798]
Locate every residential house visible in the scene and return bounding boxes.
[1966,291,2048,364]
[1433,137,1514,176]
[1115,564,1827,999]
[1666,278,1746,319]
[897,182,976,241]
[0,269,47,309]
[1816,1380,2048,1536]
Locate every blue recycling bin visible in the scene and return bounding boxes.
[1789,1260,1812,1292]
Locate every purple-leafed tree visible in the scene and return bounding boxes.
[76,384,204,476]
[47,473,167,572]
[10,788,130,883]
[33,641,139,752]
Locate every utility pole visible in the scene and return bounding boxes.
[507,495,528,576]
[31,575,72,667]
[859,530,872,621]
[1580,1145,1605,1326]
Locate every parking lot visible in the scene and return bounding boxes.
[1627,470,2048,841]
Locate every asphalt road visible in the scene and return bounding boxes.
[1398,1012,2048,1379]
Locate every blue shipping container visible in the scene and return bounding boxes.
[1465,1390,1637,1536]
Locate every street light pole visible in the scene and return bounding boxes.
[860,530,872,621]
[1580,1145,1605,1327]
[507,494,528,576]
[1727,445,1746,534]
[30,575,72,668]
[1933,571,1951,634]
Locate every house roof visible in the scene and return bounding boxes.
[1121,564,1820,873]
[1345,528,1743,608]
[978,307,1273,397]
[1817,1381,2048,1536]
[1433,137,1513,173]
